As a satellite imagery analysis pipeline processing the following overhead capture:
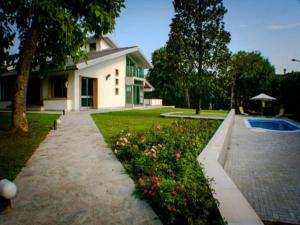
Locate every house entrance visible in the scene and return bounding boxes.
[27,78,41,106]
[81,77,97,109]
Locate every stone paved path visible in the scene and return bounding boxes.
[225,116,300,224]
[0,111,161,225]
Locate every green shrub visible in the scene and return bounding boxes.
[111,120,224,225]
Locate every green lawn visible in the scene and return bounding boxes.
[91,107,227,142]
[0,113,60,180]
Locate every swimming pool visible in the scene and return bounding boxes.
[247,119,300,131]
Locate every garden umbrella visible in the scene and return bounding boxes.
[250,93,276,101]
[250,93,276,115]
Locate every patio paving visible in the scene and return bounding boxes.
[225,116,300,224]
[0,111,161,225]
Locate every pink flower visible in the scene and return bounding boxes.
[170,172,176,177]
[137,177,145,186]
[172,190,177,196]
[175,152,181,159]
[168,204,176,212]
[152,151,157,159]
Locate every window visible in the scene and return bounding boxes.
[0,77,14,101]
[89,43,96,52]
[115,78,119,86]
[115,88,119,95]
[50,77,67,98]
[115,69,119,76]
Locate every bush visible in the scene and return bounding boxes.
[112,120,224,225]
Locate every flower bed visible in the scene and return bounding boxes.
[112,119,225,225]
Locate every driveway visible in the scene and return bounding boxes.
[225,116,300,224]
[0,111,161,225]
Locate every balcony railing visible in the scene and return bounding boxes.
[126,66,144,78]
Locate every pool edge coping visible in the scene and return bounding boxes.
[197,109,264,225]
[243,117,300,133]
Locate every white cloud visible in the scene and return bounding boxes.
[268,23,300,30]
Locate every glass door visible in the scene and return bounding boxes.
[81,77,94,109]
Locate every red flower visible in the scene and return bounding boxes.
[175,152,181,159]
[170,172,176,177]
[172,190,177,196]
[150,176,160,181]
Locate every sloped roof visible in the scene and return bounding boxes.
[66,47,136,67]
[1,46,151,77]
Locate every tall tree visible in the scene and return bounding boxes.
[1,0,124,131]
[169,0,230,114]
[229,51,275,109]
[166,16,194,108]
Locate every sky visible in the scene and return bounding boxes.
[111,0,300,74]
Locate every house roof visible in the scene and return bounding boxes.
[1,46,152,77]
[67,47,135,67]
[75,46,152,70]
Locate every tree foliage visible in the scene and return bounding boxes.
[167,0,231,114]
[1,0,124,131]
[147,47,185,106]
[229,51,275,108]
[0,3,16,73]
[269,72,300,120]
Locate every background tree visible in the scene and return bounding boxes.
[270,72,300,120]
[166,16,194,108]
[229,51,275,109]
[1,0,124,131]
[0,3,16,73]
[170,0,230,114]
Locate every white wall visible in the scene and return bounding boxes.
[81,38,112,52]
[75,55,126,110]
[41,71,75,111]
[144,99,162,106]
[100,39,111,50]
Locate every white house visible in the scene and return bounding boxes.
[0,36,158,111]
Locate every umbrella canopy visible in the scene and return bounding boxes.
[250,93,276,101]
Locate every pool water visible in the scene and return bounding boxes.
[248,119,300,131]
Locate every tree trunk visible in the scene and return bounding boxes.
[13,24,39,132]
[230,84,235,109]
[185,87,190,108]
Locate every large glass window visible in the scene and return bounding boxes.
[0,77,15,101]
[126,56,144,78]
[50,77,67,98]
[89,43,96,52]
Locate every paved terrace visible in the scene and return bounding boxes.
[0,111,161,225]
[225,116,300,224]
